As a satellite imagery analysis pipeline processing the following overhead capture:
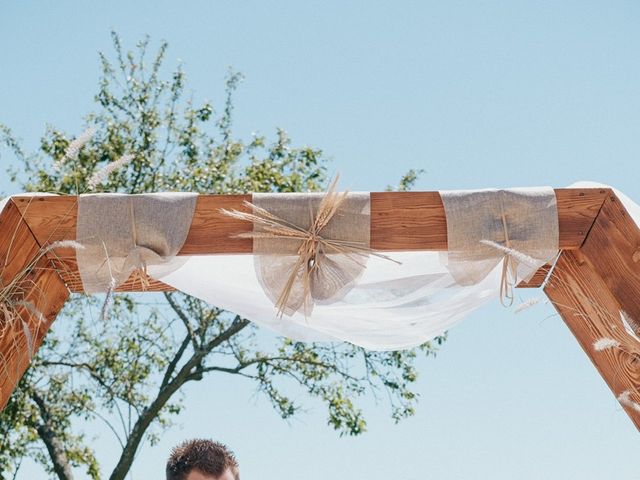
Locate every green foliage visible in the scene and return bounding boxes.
[0,32,443,480]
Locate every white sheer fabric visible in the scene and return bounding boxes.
[158,252,502,350]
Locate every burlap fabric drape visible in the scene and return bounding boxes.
[440,187,559,300]
[76,193,197,293]
[251,192,371,317]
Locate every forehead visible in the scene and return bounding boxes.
[185,468,236,480]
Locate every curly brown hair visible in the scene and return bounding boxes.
[166,439,240,480]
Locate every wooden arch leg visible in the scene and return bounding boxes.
[0,200,69,411]
[545,193,640,430]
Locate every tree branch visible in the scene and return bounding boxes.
[31,391,75,480]
[164,293,199,350]
[160,333,192,390]
[108,317,250,480]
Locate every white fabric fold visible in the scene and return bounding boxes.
[158,251,502,350]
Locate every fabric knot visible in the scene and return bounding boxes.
[76,192,197,293]
[440,187,559,306]
[222,178,398,317]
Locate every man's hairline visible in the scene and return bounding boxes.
[187,466,238,480]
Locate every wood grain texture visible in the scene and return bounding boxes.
[545,251,640,430]
[13,188,608,253]
[11,194,254,254]
[0,200,69,411]
[0,201,42,284]
[579,194,640,329]
[47,255,173,293]
[11,189,608,292]
[516,263,553,288]
[369,191,448,250]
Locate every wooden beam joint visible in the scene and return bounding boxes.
[545,192,640,430]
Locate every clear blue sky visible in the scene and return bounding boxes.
[2,1,640,479]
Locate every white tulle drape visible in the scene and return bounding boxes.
[157,251,503,350]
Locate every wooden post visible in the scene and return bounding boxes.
[545,193,640,430]
[0,200,69,411]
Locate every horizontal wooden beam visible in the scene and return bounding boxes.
[10,189,609,292]
[13,188,609,253]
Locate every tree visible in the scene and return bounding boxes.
[0,33,442,480]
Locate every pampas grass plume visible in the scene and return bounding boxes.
[100,278,117,322]
[593,337,620,351]
[20,319,34,358]
[42,240,86,254]
[618,390,640,413]
[88,154,135,190]
[55,127,96,170]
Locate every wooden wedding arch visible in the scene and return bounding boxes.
[1,187,639,430]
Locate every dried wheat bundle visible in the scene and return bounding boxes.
[221,177,398,317]
[0,239,85,373]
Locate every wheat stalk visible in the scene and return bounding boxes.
[514,297,541,314]
[221,177,398,317]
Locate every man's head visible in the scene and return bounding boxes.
[166,439,239,480]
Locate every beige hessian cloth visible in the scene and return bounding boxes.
[252,192,371,317]
[440,187,559,287]
[77,193,197,293]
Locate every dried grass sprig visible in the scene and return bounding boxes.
[221,176,399,317]
[0,207,91,371]
[88,154,135,190]
[618,390,640,413]
[479,239,541,268]
[514,297,541,314]
[620,311,640,343]
[42,240,86,254]
[593,337,621,351]
[55,127,96,170]
[100,277,117,322]
[0,253,51,369]
[479,239,544,307]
